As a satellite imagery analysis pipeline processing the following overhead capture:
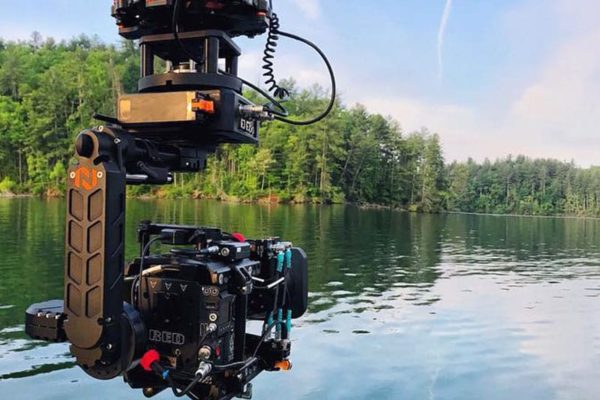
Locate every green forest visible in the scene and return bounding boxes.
[2,35,600,217]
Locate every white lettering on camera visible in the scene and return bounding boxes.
[149,329,185,345]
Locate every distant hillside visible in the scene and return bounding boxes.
[1,36,599,217]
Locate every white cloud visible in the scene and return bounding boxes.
[509,29,600,144]
[290,0,321,20]
[491,24,600,165]
[237,0,600,167]
[361,95,501,163]
[358,0,600,167]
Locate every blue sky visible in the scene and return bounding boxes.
[1,0,600,166]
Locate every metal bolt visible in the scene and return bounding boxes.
[105,317,112,324]
[220,248,230,257]
[114,138,121,144]
[97,171,104,179]
[174,349,182,356]
[69,172,76,179]
[209,313,218,322]
[98,126,104,132]
[106,343,113,350]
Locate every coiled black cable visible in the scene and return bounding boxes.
[253,14,337,126]
[262,13,290,100]
[273,29,337,125]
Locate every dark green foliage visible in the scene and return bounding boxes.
[0,37,446,209]
[445,156,600,216]
[0,34,137,194]
[1,36,598,216]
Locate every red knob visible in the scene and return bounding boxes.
[231,232,246,242]
[140,349,160,372]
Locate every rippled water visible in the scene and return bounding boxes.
[2,198,600,399]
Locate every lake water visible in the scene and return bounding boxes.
[1,198,600,400]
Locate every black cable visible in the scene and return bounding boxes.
[252,320,284,359]
[166,372,203,398]
[161,313,218,397]
[170,5,335,125]
[262,13,289,100]
[271,29,337,126]
[237,18,337,125]
[136,236,161,310]
[229,71,289,117]
[161,327,214,398]
[198,326,214,346]
[206,322,282,374]
[212,358,255,371]
[172,0,205,68]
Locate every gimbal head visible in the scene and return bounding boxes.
[102,1,276,160]
[112,0,271,40]
[25,1,330,398]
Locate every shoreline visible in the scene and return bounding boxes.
[4,191,600,221]
[0,192,34,198]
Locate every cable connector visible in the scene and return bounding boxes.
[195,361,212,380]
[200,245,220,255]
[239,105,274,121]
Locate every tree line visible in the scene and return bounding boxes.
[1,35,599,217]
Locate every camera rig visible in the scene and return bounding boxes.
[23,1,335,399]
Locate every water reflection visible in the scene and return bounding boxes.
[2,199,600,399]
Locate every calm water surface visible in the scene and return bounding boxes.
[1,198,600,399]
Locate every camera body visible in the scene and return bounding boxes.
[122,223,308,399]
[27,222,308,399]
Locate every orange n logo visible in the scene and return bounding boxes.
[73,167,99,191]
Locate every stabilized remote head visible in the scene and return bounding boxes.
[112,0,271,39]
[106,0,275,158]
[23,1,335,399]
